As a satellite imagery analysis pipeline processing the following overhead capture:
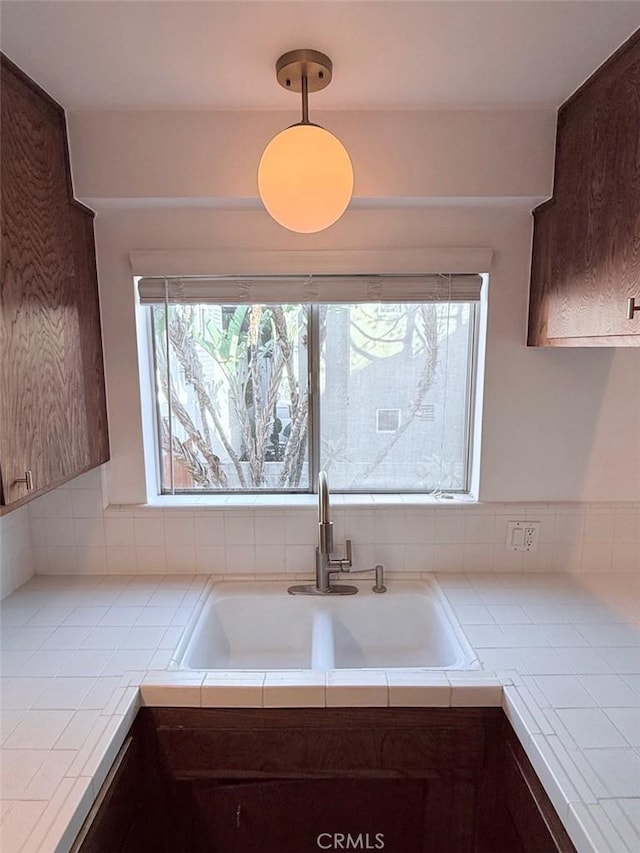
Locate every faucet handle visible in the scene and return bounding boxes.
[326,538,353,573]
[341,562,386,593]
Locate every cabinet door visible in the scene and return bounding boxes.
[69,204,110,471]
[0,56,108,507]
[528,30,640,346]
[72,738,141,853]
[194,779,431,853]
[502,727,577,853]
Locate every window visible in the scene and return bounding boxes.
[139,274,481,494]
[151,303,310,491]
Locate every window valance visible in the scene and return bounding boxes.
[137,273,482,305]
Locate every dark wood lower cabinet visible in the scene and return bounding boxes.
[72,708,576,853]
[501,727,577,853]
[197,779,426,852]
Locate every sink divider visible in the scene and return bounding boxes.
[311,607,335,670]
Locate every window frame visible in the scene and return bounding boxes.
[147,298,480,497]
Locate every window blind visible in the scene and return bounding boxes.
[137,273,482,305]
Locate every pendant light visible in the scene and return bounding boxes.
[258,49,354,233]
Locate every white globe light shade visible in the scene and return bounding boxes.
[258,124,354,233]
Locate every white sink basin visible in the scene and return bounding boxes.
[181,589,315,669]
[330,592,467,669]
[176,579,477,671]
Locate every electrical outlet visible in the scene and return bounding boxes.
[506,521,540,552]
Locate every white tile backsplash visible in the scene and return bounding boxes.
[433,542,465,572]
[41,489,73,518]
[614,513,640,544]
[70,489,104,519]
[612,543,640,573]
[225,513,255,544]
[194,513,225,545]
[284,511,316,544]
[134,516,165,547]
[160,514,195,545]
[0,504,35,599]
[0,468,637,592]
[104,516,135,547]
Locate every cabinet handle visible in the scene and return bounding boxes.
[15,470,34,490]
[627,298,640,320]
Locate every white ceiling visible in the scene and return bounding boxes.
[1,1,639,111]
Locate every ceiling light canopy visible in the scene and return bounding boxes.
[258,49,354,234]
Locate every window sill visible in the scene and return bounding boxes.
[120,492,479,512]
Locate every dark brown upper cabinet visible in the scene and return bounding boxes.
[528,29,640,347]
[0,55,109,511]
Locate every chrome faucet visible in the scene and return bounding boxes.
[288,471,386,596]
[314,470,355,593]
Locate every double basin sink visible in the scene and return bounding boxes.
[176,579,477,671]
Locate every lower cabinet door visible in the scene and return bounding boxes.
[192,778,468,853]
[72,738,141,853]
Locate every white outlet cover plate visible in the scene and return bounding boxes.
[506,520,541,552]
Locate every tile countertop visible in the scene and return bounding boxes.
[1,572,639,853]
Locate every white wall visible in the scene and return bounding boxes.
[4,102,639,598]
[91,203,639,505]
[69,109,555,202]
[63,106,639,506]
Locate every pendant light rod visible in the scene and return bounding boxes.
[301,72,309,124]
